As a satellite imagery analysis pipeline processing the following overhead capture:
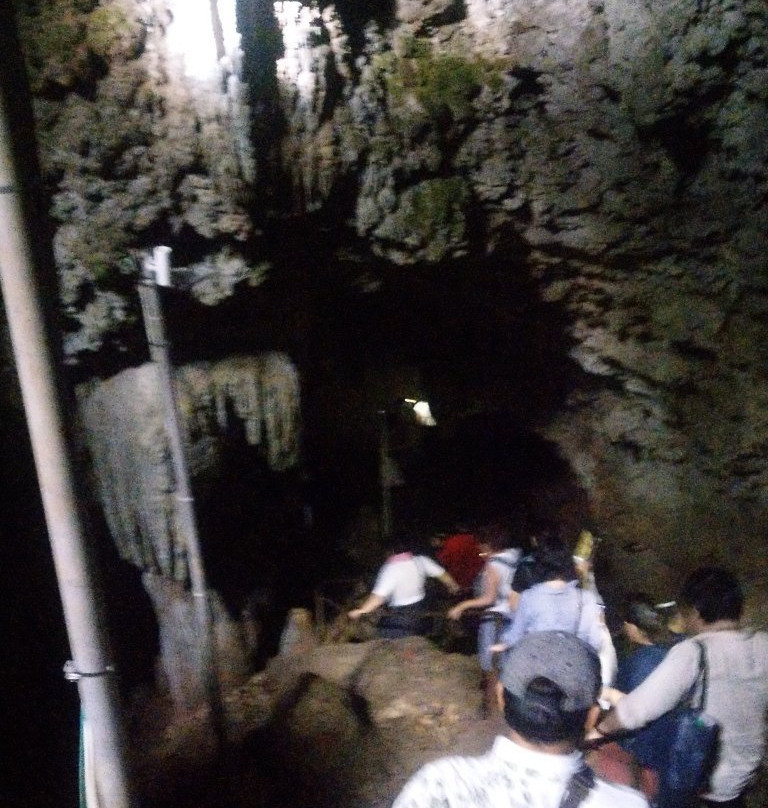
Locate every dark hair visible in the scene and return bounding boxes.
[621,593,673,645]
[503,677,588,744]
[477,522,512,552]
[389,529,419,556]
[679,566,744,623]
[533,534,577,582]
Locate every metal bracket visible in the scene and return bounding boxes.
[63,660,116,682]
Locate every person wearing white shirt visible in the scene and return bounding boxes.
[349,536,458,638]
[597,566,768,808]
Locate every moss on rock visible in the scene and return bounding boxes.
[16,0,92,92]
[373,177,470,262]
[388,46,482,122]
[85,1,145,62]
[372,36,504,130]
[411,176,469,242]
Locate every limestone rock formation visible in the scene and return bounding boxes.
[261,0,768,587]
[8,0,768,590]
[76,353,301,707]
[76,353,301,578]
[16,0,259,358]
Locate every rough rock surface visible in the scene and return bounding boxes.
[76,354,301,579]
[260,0,768,587]
[75,353,301,709]
[134,637,507,808]
[132,635,768,808]
[8,0,768,594]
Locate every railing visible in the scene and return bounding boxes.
[312,578,475,647]
[313,578,367,639]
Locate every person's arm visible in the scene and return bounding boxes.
[492,589,532,653]
[439,571,460,596]
[421,555,459,595]
[597,701,628,735]
[447,563,500,619]
[509,585,537,641]
[600,686,626,707]
[348,592,385,620]
[349,562,392,619]
[584,596,607,652]
[597,639,700,735]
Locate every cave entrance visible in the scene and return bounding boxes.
[290,245,590,563]
[393,410,591,542]
[123,234,594,676]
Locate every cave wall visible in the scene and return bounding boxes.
[8,0,768,598]
[13,0,260,359]
[76,353,301,579]
[261,0,768,591]
[75,353,301,706]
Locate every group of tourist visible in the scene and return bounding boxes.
[347,524,768,808]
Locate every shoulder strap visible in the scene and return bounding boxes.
[682,640,708,709]
[694,640,708,710]
[491,554,518,570]
[559,764,595,808]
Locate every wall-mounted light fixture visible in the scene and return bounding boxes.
[404,398,437,427]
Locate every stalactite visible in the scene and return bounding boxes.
[76,353,301,582]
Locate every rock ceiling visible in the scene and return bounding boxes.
[5,0,768,604]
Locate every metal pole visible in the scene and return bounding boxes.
[137,265,226,751]
[0,88,134,807]
[379,410,393,539]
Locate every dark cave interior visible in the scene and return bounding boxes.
[2,0,767,805]
[158,216,591,592]
[2,213,596,807]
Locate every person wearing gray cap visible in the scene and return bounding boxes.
[392,631,648,808]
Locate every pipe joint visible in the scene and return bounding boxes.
[63,659,116,682]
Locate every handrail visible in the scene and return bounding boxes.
[312,576,463,643]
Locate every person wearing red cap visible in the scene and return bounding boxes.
[433,530,484,594]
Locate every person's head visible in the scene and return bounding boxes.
[533,533,578,582]
[388,529,419,556]
[620,593,673,646]
[429,531,447,550]
[526,520,560,551]
[678,566,744,627]
[477,521,512,554]
[499,631,601,748]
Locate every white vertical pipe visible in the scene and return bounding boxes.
[138,256,226,752]
[153,245,172,287]
[0,91,134,806]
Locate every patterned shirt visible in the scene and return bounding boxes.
[392,736,648,808]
